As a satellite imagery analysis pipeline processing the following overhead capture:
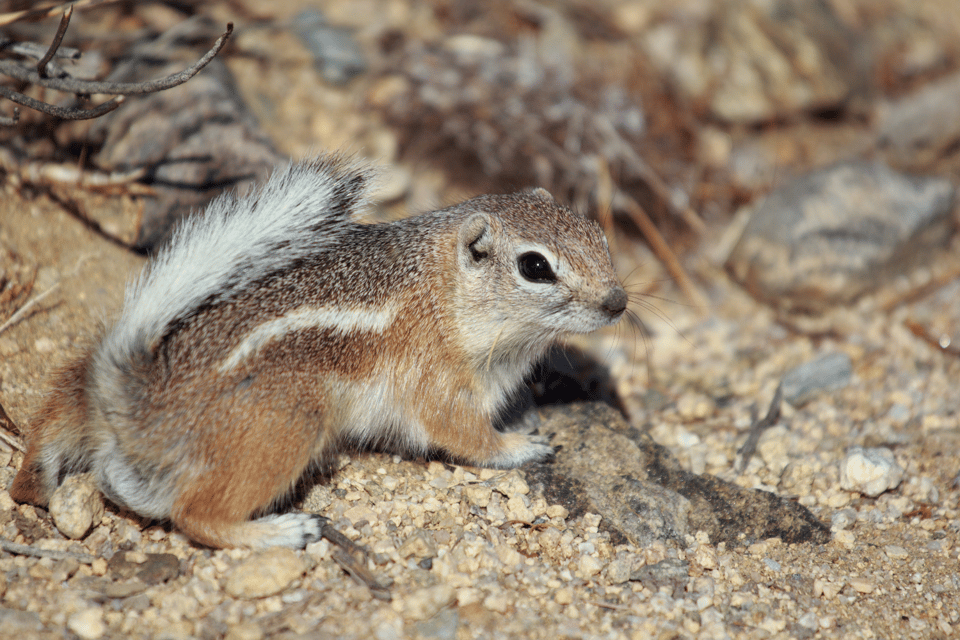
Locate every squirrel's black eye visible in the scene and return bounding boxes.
[518,252,556,283]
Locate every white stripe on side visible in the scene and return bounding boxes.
[219,304,397,372]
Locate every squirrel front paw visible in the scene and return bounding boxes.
[481,432,556,469]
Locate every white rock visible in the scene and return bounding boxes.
[49,474,104,539]
[839,447,904,497]
[67,607,106,640]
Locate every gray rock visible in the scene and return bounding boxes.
[524,403,829,547]
[68,607,106,640]
[877,71,960,161]
[830,507,858,531]
[0,607,44,633]
[630,558,689,588]
[781,352,852,406]
[726,160,955,313]
[642,0,863,124]
[108,551,181,585]
[294,11,367,85]
[398,531,438,561]
[412,607,459,640]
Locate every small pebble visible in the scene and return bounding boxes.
[225,548,305,599]
[605,558,633,584]
[67,607,106,640]
[49,475,104,540]
[462,485,492,508]
[884,545,910,560]
[577,555,602,578]
[546,504,569,520]
[798,612,819,630]
[505,495,534,521]
[225,622,265,640]
[399,584,456,621]
[494,470,530,497]
[848,578,876,594]
[757,425,791,476]
[398,531,438,560]
[833,530,856,550]
[815,578,844,600]
[831,508,858,531]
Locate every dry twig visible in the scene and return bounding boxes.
[0,252,96,335]
[322,518,393,601]
[0,0,116,28]
[36,5,74,78]
[0,280,60,336]
[0,401,24,449]
[0,146,150,193]
[619,192,709,309]
[0,538,97,564]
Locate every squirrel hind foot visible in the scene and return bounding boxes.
[9,455,50,507]
[174,511,327,549]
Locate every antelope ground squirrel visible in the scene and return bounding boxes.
[11,154,627,549]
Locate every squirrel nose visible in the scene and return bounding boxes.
[601,287,628,317]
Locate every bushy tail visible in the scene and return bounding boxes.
[92,153,375,412]
[106,154,374,365]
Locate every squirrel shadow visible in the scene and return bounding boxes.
[496,343,626,432]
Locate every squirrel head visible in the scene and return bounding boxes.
[451,188,626,368]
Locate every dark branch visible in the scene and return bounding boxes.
[0,84,123,120]
[0,35,81,62]
[736,382,784,472]
[37,5,73,78]
[0,23,233,96]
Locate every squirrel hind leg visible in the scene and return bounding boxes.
[169,474,316,549]
[10,354,94,507]
[166,402,328,549]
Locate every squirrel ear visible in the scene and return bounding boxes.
[529,187,554,202]
[459,212,494,264]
